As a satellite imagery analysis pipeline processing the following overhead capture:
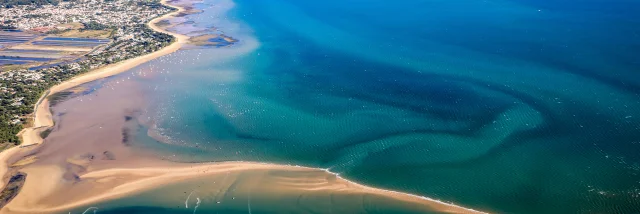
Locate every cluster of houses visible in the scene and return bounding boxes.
[0,0,171,31]
[0,0,173,128]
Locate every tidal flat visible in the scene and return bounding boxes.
[3,0,640,213]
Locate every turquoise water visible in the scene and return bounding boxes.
[79,0,640,213]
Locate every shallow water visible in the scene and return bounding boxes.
[63,167,475,214]
[56,0,640,213]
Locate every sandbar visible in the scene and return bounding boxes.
[0,1,488,213]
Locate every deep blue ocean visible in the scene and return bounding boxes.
[70,0,640,213]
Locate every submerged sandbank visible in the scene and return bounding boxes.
[0,1,488,213]
[2,162,486,214]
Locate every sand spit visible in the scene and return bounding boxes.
[2,162,486,214]
[0,1,488,214]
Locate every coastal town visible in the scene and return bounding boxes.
[0,0,176,147]
[1,0,170,31]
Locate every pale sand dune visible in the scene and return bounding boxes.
[2,162,486,214]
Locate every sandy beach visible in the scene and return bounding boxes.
[0,0,187,197]
[0,1,487,214]
[3,162,487,214]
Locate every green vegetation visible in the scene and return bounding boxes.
[46,91,73,107]
[45,28,69,34]
[0,25,175,147]
[0,67,84,145]
[136,0,164,8]
[0,0,177,148]
[0,25,16,30]
[0,65,92,146]
[82,21,109,31]
[0,120,21,145]
[0,0,58,7]
[0,172,26,208]
[1,20,17,29]
[39,128,52,139]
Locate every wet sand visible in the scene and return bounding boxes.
[1,64,487,214]
[0,1,488,214]
[5,163,487,214]
[0,0,187,202]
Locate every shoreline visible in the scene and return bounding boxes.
[0,0,187,192]
[0,1,488,214]
[5,162,489,214]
